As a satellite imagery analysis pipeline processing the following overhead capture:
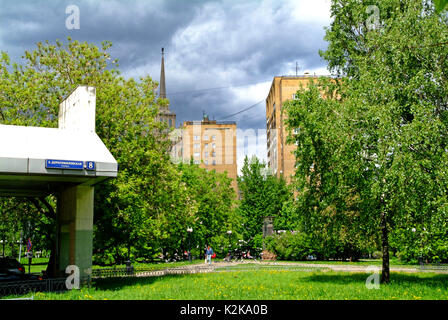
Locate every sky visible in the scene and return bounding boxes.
[0,0,332,173]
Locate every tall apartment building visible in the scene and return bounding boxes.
[266,75,318,182]
[173,115,238,192]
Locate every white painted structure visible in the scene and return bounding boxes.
[0,86,117,196]
[0,86,118,281]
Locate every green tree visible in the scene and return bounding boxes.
[177,160,238,258]
[284,79,378,261]
[434,0,448,13]
[237,156,291,254]
[0,38,195,267]
[290,0,448,283]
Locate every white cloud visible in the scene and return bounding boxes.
[230,81,272,105]
[288,0,332,24]
[237,128,267,175]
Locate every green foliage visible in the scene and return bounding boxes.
[287,0,448,275]
[237,156,291,253]
[265,232,315,261]
[284,79,378,261]
[0,38,235,265]
[434,0,448,13]
[177,161,238,258]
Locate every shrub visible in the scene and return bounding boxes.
[265,232,316,261]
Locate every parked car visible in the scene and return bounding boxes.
[0,257,29,282]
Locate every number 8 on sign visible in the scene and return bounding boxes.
[85,161,95,171]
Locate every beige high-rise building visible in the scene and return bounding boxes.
[172,115,238,192]
[266,75,318,182]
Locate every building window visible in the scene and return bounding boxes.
[212,143,216,149]
[212,152,216,157]
[194,143,200,149]
[212,160,216,166]
[194,160,200,165]
[194,152,200,158]
[203,135,209,141]
[204,143,208,149]
[204,160,208,165]
[212,135,216,141]
[193,135,200,141]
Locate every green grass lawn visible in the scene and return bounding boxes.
[7,257,446,300]
[17,257,49,274]
[19,269,448,300]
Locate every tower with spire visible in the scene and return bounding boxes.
[157,47,176,129]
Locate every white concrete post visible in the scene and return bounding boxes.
[59,86,96,132]
[57,86,96,282]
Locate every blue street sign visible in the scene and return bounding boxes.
[85,161,96,171]
[46,159,84,170]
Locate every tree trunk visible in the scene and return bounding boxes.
[46,243,57,278]
[380,210,390,284]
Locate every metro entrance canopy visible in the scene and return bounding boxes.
[0,86,118,280]
[0,124,117,196]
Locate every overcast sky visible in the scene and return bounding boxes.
[0,0,332,173]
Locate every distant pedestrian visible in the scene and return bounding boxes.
[206,245,213,265]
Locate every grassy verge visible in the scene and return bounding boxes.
[13,269,448,300]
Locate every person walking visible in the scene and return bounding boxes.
[206,245,213,265]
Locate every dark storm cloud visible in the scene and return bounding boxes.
[0,0,200,66]
[0,0,331,166]
[154,0,330,130]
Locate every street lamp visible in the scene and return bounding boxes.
[227,230,232,256]
[1,240,6,257]
[187,227,193,262]
[412,227,424,265]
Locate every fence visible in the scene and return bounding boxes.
[0,265,210,297]
[0,278,67,297]
[419,261,448,271]
[90,265,215,279]
[1,263,259,297]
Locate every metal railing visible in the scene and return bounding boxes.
[0,278,67,297]
[419,261,448,271]
[90,264,215,279]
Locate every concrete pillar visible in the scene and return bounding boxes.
[59,86,96,133]
[57,185,94,282]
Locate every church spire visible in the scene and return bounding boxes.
[159,48,166,99]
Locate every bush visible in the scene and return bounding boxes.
[391,228,448,264]
[265,231,371,261]
[265,232,316,261]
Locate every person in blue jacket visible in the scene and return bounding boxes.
[206,246,213,265]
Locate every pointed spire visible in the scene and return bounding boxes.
[159,47,166,99]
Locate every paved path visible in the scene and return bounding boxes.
[134,261,448,278]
